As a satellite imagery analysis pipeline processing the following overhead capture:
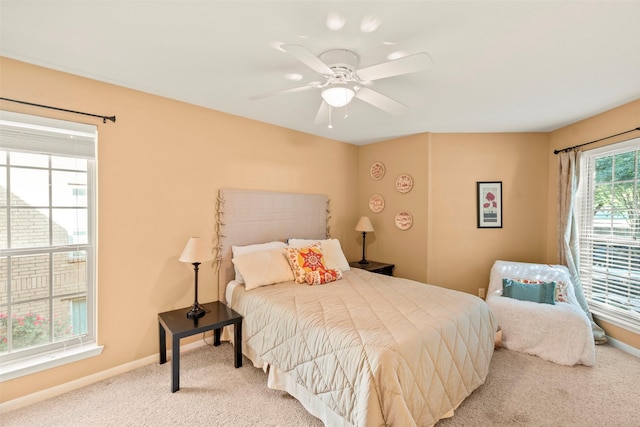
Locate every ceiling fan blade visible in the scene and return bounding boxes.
[355,87,408,115]
[282,44,335,76]
[313,101,330,124]
[248,82,320,100]
[357,52,433,82]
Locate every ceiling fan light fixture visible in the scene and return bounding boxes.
[321,84,355,108]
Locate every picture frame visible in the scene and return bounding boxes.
[477,181,502,228]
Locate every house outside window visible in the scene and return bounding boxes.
[578,137,640,333]
[0,111,97,366]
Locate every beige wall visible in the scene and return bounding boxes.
[358,132,550,296]
[1,56,639,403]
[0,57,359,402]
[546,99,640,349]
[427,132,550,294]
[357,134,429,281]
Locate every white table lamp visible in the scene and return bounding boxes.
[179,237,213,319]
[355,216,374,264]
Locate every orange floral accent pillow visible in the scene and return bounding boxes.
[305,268,343,285]
[285,245,327,284]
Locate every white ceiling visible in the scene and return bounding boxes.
[2,1,640,145]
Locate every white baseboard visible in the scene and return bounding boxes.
[606,335,640,358]
[0,340,206,414]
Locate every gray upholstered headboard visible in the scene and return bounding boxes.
[215,188,330,302]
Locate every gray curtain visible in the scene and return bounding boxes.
[558,150,607,344]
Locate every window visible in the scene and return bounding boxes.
[0,111,97,368]
[578,138,640,333]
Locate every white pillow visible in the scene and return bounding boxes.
[287,238,350,271]
[232,241,286,283]
[232,248,294,291]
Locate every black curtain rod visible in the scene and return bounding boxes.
[553,126,640,155]
[0,97,116,124]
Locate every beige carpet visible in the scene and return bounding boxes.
[4,342,639,426]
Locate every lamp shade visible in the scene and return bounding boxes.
[179,237,213,263]
[321,84,355,108]
[355,216,374,233]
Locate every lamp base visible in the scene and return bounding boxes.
[358,259,370,265]
[186,304,206,319]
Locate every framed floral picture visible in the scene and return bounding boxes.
[477,181,502,228]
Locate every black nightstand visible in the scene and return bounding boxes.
[349,261,395,276]
[158,301,243,392]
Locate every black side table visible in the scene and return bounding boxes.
[349,260,395,276]
[158,301,243,392]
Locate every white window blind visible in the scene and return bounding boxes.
[578,138,640,332]
[0,110,95,158]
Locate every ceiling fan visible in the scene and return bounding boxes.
[249,44,433,126]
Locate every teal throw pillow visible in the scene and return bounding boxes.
[502,278,556,305]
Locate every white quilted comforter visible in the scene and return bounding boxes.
[230,268,497,426]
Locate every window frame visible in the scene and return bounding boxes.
[0,111,101,378]
[577,137,640,334]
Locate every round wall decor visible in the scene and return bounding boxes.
[395,174,413,193]
[395,210,413,230]
[368,194,385,213]
[370,162,385,180]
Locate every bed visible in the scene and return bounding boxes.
[215,189,497,426]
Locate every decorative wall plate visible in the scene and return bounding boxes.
[395,211,413,230]
[370,162,385,180]
[395,174,413,193]
[368,194,385,213]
